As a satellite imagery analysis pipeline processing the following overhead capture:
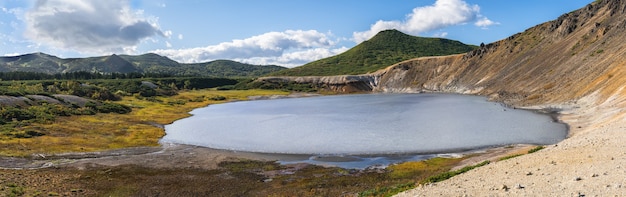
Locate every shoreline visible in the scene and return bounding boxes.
[0,141,541,172]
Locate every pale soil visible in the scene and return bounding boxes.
[397,94,626,196]
[0,143,276,170]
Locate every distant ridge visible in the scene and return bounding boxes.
[0,53,286,78]
[271,29,477,76]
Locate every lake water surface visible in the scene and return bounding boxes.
[162,93,567,168]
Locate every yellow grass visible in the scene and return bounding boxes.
[0,89,288,157]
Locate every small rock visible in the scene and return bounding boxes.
[501,185,510,191]
[516,184,525,189]
[591,173,599,177]
[575,177,582,181]
[526,172,533,176]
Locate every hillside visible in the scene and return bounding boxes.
[260,0,626,195]
[0,53,286,78]
[271,29,477,76]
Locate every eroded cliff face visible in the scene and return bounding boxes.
[378,0,626,108]
[260,0,626,109]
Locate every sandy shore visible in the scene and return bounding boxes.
[397,94,626,196]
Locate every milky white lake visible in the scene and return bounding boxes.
[162,93,567,162]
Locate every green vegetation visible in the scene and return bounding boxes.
[499,153,524,161]
[498,145,547,161]
[0,88,288,156]
[421,160,490,184]
[527,145,545,153]
[231,78,319,92]
[272,29,477,76]
[359,182,415,197]
[0,53,286,77]
[357,157,463,197]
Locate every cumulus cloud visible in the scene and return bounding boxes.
[24,0,166,54]
[475,16,499,29]
[153,30,344,67]
[353,0,497,43]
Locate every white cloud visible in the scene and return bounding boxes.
[3,53,20,57]
[153,30,345,67]
[475,16,499,29]
[165,41,172,48]
[163,30,173,38]
[353,0,497,43]
[433,32,448,37]
[24,0,166,55]
[178,34,183,40]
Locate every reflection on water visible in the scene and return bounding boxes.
[163,93,567,168]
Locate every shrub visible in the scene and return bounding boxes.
[96,102,132,114]
[208,95,226,101]
[12,130,45,138]
[1,107,35,121]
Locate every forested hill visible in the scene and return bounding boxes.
[271,29,478,76]
[0,52,286,78]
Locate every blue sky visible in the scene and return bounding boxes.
[0,0,593,67]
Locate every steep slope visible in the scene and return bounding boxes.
[0,52,64,73]
[377,0,626,107]
[272,29,477,76]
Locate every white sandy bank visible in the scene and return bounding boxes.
[397,92,626,196]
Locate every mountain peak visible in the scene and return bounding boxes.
[271,29,476,76]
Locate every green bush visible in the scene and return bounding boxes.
[208,95,226,101]
[95,102,132,114]
[1,107,35,121]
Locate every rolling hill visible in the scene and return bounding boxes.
[0,53,286,78]
[271,29,477,76]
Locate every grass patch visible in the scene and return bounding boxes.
[420,160,490,184]
[528,146,545,153]
[499,153,524,161]
[359,182,415,197]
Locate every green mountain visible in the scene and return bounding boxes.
[0,53,286,78]
[271,29,478,76]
